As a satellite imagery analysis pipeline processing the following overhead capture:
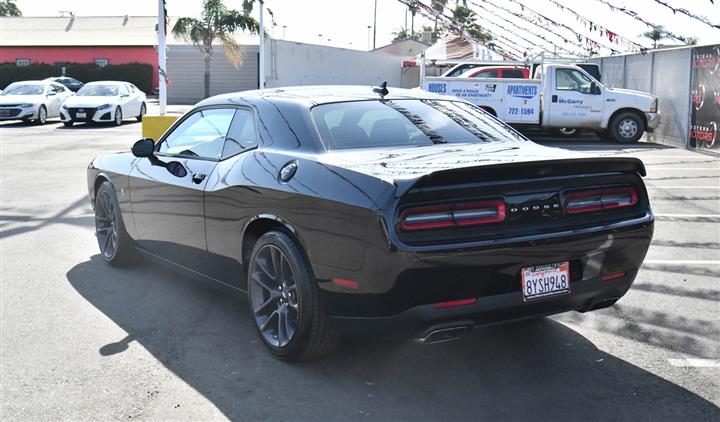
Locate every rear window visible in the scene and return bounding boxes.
[312,100,526,150]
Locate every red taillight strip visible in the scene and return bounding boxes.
[435,298,477,309]
[566,187,638,215]
[399,200,506,231]
[601,272,626,281]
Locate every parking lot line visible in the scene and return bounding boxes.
[646,167,720,170]
[643,260,720,265]
[654,213,720,218]
[668,359,720,368]
[646,186,720,189]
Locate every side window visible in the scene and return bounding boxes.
[474,69,498,78]
[158,108,236,160]
[503,69,526,79]
[119,84,130,96]
[556,68,593,94]
[222,109,258,159]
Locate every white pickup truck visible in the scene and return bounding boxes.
[422,64,660,143]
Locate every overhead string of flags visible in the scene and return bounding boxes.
[399,0,718,60]
[593,0,694,43]
[650,0,719,30]
[476,0,614,56]
[467,0,583,56]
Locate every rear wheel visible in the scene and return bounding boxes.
[94,181,136,266]
[136,103,146,122]
[553,127,580,138]
[248,230,338,361]
[609,112,644,143]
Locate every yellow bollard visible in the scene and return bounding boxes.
[141,115,178,142]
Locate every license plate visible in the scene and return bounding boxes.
[0,110,9,117]
[76,112,86,119]
[521,261,570,301]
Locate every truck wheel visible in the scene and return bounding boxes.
[552,128,580,138]
[609,112,644,143]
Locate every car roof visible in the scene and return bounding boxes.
[459,66,527,77]
[84,81,126,86]
[198,85,452,108]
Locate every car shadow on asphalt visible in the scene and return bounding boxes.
[66,256,720,421]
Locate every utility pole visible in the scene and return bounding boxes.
[373,0,377,49]
[282,25,287,40]
[157,0,166,115]
[259,0,265,89]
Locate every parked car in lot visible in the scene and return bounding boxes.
[44,76,84,92]
[458,66,530,79]
[87,85,654,360]
[60,81,146,126]
[0,80,73,124]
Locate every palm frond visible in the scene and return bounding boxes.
[218,33,246,68]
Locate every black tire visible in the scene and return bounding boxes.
[94,181,136,266]
[63,121,74,127]
[609,111,644,143]
[247,230,338,361]
[113,107,123,126]
[136,103,146,122]
[35,105,47,125]
[552,127,580,138]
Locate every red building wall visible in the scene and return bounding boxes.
[0,46,159,87]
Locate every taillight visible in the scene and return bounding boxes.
[399,200,506,231]
[565,187,638,215]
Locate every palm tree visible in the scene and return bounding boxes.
[0,0,22,16]
[642,25,668,49]
[172,0,259,99]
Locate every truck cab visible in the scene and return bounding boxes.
[538,65,659,142]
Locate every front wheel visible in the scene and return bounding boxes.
[63,120,74,127]
[113,107,123,126]
[94,181,136,266]
[247,231,338,361]
[35,105,47,125]
[609,112,645,143]
[136,102,146,122]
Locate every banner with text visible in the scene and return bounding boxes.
[690,45,720,151]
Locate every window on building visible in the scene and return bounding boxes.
[94,58,109,67]
[15,59,30,67]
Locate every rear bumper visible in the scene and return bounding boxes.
[318,215,653,327]
[332,270,635,338]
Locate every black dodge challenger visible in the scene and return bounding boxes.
[87,85,654,360]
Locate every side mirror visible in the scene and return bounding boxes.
[132,138,155,158]
[47,91,56,96]
[590,81,600,95]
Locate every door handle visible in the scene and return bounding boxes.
[192,173,206,184]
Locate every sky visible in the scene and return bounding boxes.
[11,0,720,56]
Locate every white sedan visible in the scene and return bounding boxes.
[60,81,146,126]
[0,80,73,124]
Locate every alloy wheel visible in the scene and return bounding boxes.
[95,189,118,259]
[249,244,299,348]
[115,108,122,125]
[38,107,46,124]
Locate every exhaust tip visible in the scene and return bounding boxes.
[416,325,470,344]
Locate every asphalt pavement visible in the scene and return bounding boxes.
[1,114,718,421]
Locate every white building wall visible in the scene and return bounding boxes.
[265,40,402,88]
